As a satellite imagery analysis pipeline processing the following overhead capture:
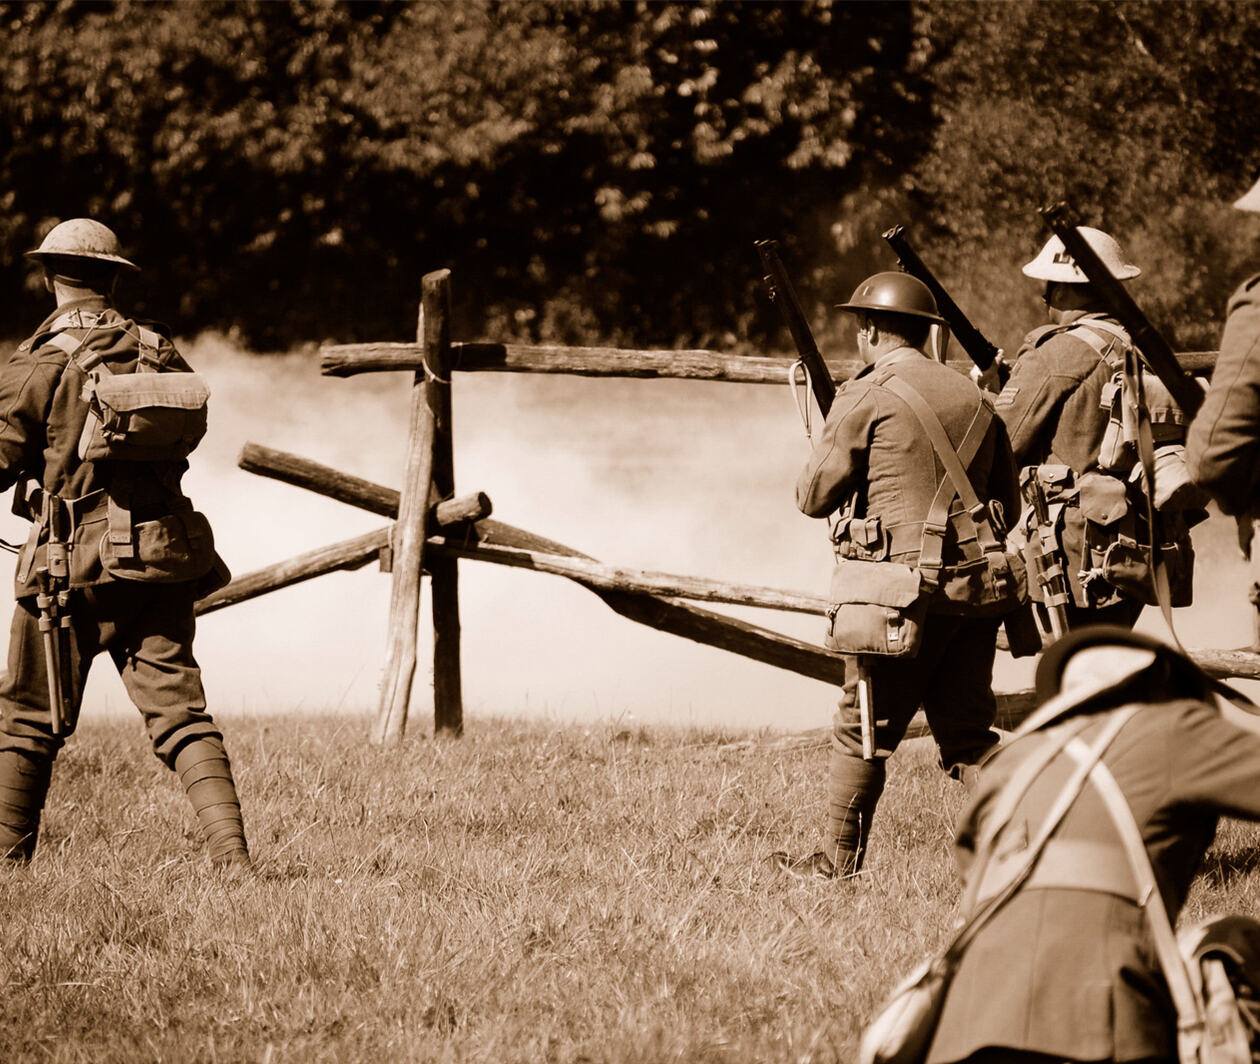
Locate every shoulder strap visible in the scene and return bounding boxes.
[945,705,1138,960]
[1067,317,1133,369]
[1076,749,1204,1061]
[877,373,1006,587]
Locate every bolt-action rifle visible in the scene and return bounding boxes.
[1039,202,1202,419]
[32,491,73,736]
[755,239,837,416]
[882,225,1009,385]
[1019,468,1071,641]
[755,239,876,758]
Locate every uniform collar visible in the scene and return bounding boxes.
[1054,308,1112,328]
[34,296,111,336]
[871,346,926,372]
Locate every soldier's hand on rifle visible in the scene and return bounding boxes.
[969,353,1008,395]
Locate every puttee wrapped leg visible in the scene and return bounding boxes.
[824,745,886,875]
[174,736,250,868]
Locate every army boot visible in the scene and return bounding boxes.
[0,748,53,863]
[174,737,250,870]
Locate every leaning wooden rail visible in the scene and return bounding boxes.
[321,341,1220,383]
[219,445,1260,700]
[234,442,848,686]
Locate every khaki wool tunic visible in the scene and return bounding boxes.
[1186,274,1260,515]
[927,696,1260,1064]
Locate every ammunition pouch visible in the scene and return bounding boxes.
[15,487,228,596]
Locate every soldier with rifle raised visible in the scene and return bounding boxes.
[988,221,1205,634]
[759,254,1024,880]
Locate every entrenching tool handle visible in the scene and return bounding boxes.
[34,572,65,736]
[856,663,876,761]
[1019,471,1069,639]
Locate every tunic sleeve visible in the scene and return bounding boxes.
[1186,277,1260,516]
[794,384,879,517]
[0,344,60,491]
[993,344,1080,466]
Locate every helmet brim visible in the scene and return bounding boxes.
[24,248,139,271]
[833,302,947,326]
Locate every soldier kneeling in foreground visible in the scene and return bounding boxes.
[918,627,1260,1064]
[0,219,249,871]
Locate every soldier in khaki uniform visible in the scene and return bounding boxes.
[1187,177,1260,516]
[0,219,250,870]
[926,626,1260,1064]
[993,229,1198,631]
[773,273,1022,880]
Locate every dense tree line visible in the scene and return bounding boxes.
[0,0,1257,354]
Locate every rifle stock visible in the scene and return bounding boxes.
[1039,203,1202,418]
[882,225,1004,373]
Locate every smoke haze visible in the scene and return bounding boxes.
[2,335,1253,733]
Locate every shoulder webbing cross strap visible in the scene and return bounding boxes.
[45,322,168,375]
[1072,746,1206,1064]
[941,706,1138,962]
[875,371,1008,591]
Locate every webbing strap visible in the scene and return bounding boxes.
[1077,749,1204,1058]
[948,706,1138,958]
[45,329,108,375]
[106,474,135,560]
[878,374,1008,588]
[135,325,164,370]
[1126,348,1183,646]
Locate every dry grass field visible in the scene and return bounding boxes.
[3,711,1259,1063]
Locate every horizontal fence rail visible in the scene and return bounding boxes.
[322,341,1220,384]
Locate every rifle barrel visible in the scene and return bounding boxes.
[882,225,1001,371]
[755,239,836,416]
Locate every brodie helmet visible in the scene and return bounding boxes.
[1032,625,1223,721]
[835,271,947,325]
[1235,176,1260,212]
[1022,227,1140,284]
[25,218,139,272]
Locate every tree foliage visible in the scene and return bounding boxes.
[0,0,1256,353]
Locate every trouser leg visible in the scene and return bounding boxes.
[1065,597,1144,631]
[0,596,98,861]
[98,583,248,865]
[827,638,933,871]
[920,615,1003,775]
[0,749,53,861]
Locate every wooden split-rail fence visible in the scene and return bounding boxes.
[194,268,1259,745]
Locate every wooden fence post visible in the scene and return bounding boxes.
[426,272,463,735]
[373,269,457,744]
